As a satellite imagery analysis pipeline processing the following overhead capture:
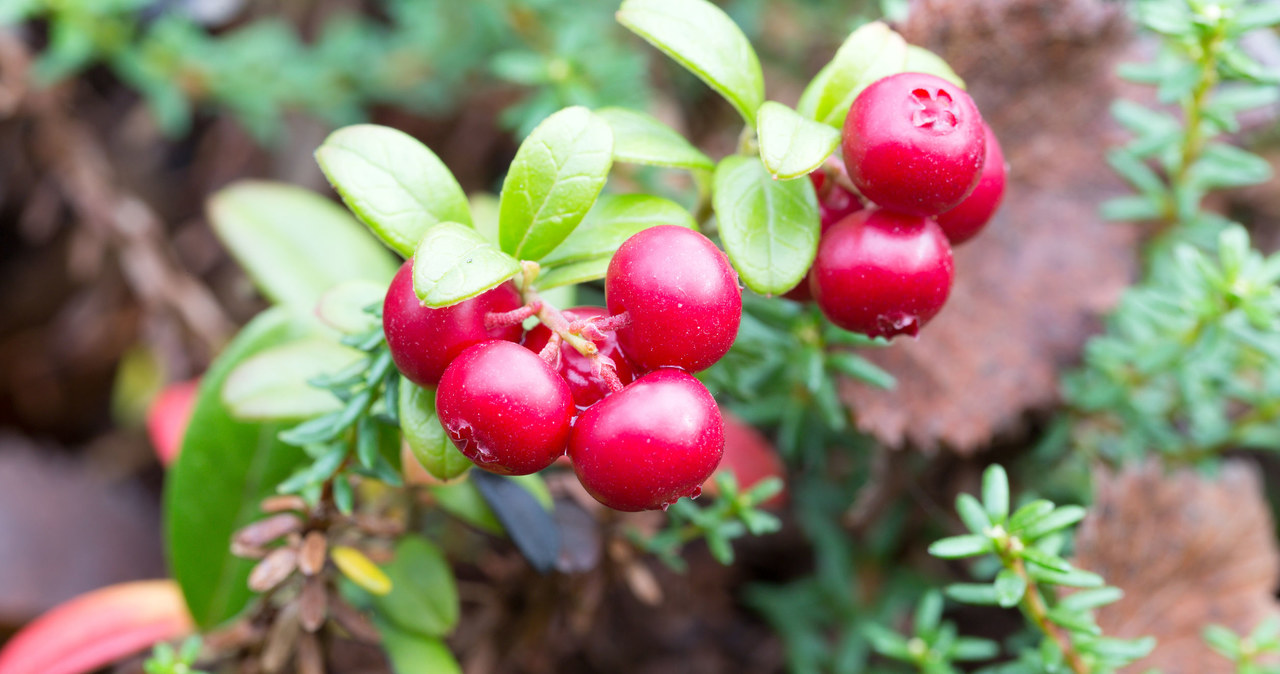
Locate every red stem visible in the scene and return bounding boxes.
[485,302,541,331]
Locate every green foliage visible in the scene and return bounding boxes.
[634,472,783,569]
[144,637,207,674]
[928,466,1155,674]
[1205,617,1280,674]
[412,223,521,307]
[862,591,1000,674]
[756,101,842,179]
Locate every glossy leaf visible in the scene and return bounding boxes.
[713,155,819,295]
[412,223,521,308]
[541,194,697,268]
[207,181,398,309]
[498,106,613,261]
[165,309,314,628]
[0,580,192,674]
[377,621,463,674]
[617,0,764,124]
[596,107,713,170]
[315,280,385,335]
[798,21,906,127]
[222,338,364,421]
[373,536,459,637]
[400,382,472,481]
[982,464,1010,523]
[315,124,472,258]
[1021,505,1087,540]
[756,102,840,180]
[533,258,612,291]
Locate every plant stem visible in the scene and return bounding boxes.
[1011,556,1091,674]
[1165,20,1225,226]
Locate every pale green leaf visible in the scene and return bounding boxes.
[712,155,819,295]
[412,223,520,308]
[596,107,713,170]
[798,21,907,127]
[400,382,472,481]
[541,194,696,267]
[756,101,841,180]
[222,338,364,421]
[314,280,385,335]
[904,46,965,88]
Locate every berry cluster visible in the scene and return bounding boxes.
[384,226,742,511]
[801,72,1006,339]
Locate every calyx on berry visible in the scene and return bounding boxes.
[383,260,523,387]
[522,306,635,409]
[935,122,1006,245]
[435,340,574,476]
[810,209,954,339]
[569,369,724,512]
[843,72,986,217]
[605,226,742,373]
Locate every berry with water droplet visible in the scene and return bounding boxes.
[810,209,954,339]
[383,260,523,387]
[936,122,1006,245]
[605,226,741,373]
[843,72,986,217]
[436,340,574,475]
[522,306,635,408]
[569,369,724,512]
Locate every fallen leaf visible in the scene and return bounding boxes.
[1073,461,1280,673]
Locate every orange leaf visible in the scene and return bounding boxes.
[0,580,193,674]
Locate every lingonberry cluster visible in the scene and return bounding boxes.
[384,225,741,511]
[800,72,1006,339]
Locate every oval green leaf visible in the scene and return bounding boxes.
[377,622,462,674]
[533,258,612,291]
[756,101,840,180]
[315,279,385,335]
[498,106,614,262]
[222,338,365,421]
[399,382,471,481]
[616,0,764,125]
[315,125,472,258]
[712,155,819,295]
[542,194,697,268]
[373,536,459,638]
[207,181,399,309]
[904,45,965,88]
[165,308,316,628]
[412,222,521,308]
[595,107,713,170]
[798,21,907,127]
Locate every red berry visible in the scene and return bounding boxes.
[436,340,573,476]
[383,260,523,387]
[146,378,200,466]
[785,171,866,301]
[522,307,635,408]
[936,123,1006,245]
[843,72,986,217]
[605,226,741,373]
[708,412,787,509]
[810,209,954,339]
[569,369,724,511]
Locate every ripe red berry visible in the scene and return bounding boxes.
[569,369,724,512]
[935,123,1006,245]
[605,226,741,373]
[522,306,635,409]
[843,72,986,217]
[436,340,574,476]
[810,209,954,339]
[383,260,523,387]
[785,171,865,301]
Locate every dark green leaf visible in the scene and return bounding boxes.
[827,352,896,390]
[315,124,472,258]
[713,155,820,295]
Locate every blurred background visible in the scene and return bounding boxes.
[1,0,1279,672]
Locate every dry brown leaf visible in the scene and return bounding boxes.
[298,531,327,577]
[842,0,1141,452]
[234,514,303,549]
[1073,461,1280,673]
[248,547,299,594]
[298,576,328,633]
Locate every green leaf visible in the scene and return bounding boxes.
[315,124,472,258]
[862,623,913,660]
[315,280,385,335]
[955,493,992,535]
[616,0,764,125]
[165,308,314,628]
[533,258,612,291]
[541,194,697,268]
[498,106,613,261]
[914,590,944,636]
[1018,546,1072,573]
[400,382,472,481]
[945,583,1000,606]
[798,21,907,127]
[376,621,463,674]
[207,181,399,308]
[1086,636,1156,662]
[1021,505,1087,540]
[713,154,820,295]
[1100,195,1164,222]
[595,107,713,171]
[1028,565,1105,588]
[1008,499,1054,533]
[221,338,364,421]
[1057,587,1123,613]
[994,569,1027,608]
[755,102,841,180]
[928,534,992,559]
[949,637,1000,662]
[1189,144,1274,190]
[982,465,1010,523]
[1232,3,1280,34]
[412,223,520,308]
[827,352,896,390]
[1203,624,1241,658]
[373,536,459,637]
[904,46,965,88]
